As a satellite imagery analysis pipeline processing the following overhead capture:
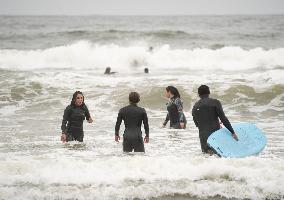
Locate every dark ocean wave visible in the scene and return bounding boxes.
[0,29,202,41]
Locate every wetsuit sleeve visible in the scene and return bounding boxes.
[143,109,149,137]
[115,109,123,136]
[216,100,235,134]
[61,106,71,134]
[192,105,198,127]
[163,113,169,126]
[83,105,91,120]
[175,98,185,122]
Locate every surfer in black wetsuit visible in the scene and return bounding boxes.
[192,85,238,153]
[61,91,93,142]
[115,92,149,152]
[162,86,187,129]
[104,67,117,75]
[144,67,149,74]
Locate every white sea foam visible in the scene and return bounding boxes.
[0,154,283,199]
[0,41,284,71]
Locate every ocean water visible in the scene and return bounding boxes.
[0,15,284,200]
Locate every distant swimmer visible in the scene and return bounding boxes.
[104,67,117,75]
[144,67,149,74]
[162,86,187,129]
[61,91,93,142]
[115,92,149,152]
[192,85,238,153]
[148,46,153,52]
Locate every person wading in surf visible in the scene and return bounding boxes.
[115,92,149,152]
[192,85,238,153]
[162,86,187,129]
[61,91,93,142]
[104,67,117,75]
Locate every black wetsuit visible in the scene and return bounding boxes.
[61,104,91,142]
[115,103,149,152]
[192,95,235,153]
[163,97,187,129]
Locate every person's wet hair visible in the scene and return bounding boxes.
[166,86,180,99]
[144,68,149,73]
[104,67,111,74]
[129,92,140,104]
[198,85,210,96]
[71,91,85,107]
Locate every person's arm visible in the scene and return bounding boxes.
[61,106,71,142]
[216,100,237,138]
[115,109,123,141]
[192,105,199,127]
[83,105,93,123]
[61,106,71,134]
[143,109,149,143]
[163,113,169,126]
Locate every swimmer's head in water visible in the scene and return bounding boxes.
[104,67,111,74]
[198,85,210,97]
[166,86,180,99]
[71,91,85,107]
[144,68,149,73]
[129,92,140,104]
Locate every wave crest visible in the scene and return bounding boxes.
[0,41,284,71]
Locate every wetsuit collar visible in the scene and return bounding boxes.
[200,94,209,99]
[130,103,138,106]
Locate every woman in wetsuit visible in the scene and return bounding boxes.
[162,86,187,129]
[61,91,93,142]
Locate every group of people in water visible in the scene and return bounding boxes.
[104,66,149,75]
[61,85,238,154]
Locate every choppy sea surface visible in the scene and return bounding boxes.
[0,15,284,200]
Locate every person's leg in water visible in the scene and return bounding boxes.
[169,122,179,129]
[73,133,84,142]
[171,122,186,129]
[67,131,84,142]
[200,136,215,155]
[66,133,74,142]
[133,137,145,152]
[123,136,134,152]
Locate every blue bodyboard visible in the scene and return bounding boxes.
[207,123,267,158]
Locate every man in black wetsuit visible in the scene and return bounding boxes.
[115,92,149,152]
[192,85,238,153]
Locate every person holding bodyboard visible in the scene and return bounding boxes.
[192,85,238,154]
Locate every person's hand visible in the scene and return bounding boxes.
[115,135,120,142]
[180,122,185,129]
[144,136,149,143]
[232,133,239,141]
[61,133,66,143]
[88,118,93,123]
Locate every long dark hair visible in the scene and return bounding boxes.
[166,86,180,99]
[70,91,85,107]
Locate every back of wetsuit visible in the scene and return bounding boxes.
[115,104,149,139]
[192,97,234,152]
[167,101,179,126]
[115,104,149,152]
[164,97,187,129]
